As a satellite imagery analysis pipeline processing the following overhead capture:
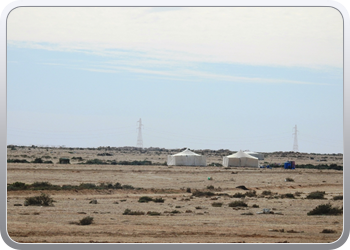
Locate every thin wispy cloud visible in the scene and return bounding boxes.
[7,7,343,68]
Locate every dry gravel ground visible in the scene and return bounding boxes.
[7,147,343,243]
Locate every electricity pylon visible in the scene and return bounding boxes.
[136,118,143,148]
[293,125,299,152]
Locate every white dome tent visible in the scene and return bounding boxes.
[243,150,264,160]
[223,150,259,167]
[167,148,206,166]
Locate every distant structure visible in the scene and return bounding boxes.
[293,125,299,152]
[136,118,143,148]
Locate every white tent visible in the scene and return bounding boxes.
[243,150,264,160]
[223,150,259,167]
[167,148,206,166]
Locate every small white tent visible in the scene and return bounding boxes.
[167,148,206,166]
[243,150,264,160]
[223,150,259,167]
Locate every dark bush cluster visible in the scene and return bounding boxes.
[24,193,54,206]
[191,190,216,197]
[280,193,295,199]
[79,216,94,225]
[228,201,248,207]
[307,204,343,216]
[138,196,165,203]
[306,191,326,200]
[7,181,136,191]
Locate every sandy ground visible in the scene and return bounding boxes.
[6,147,343,243]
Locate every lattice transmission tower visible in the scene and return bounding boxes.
[292,125,299,152]
[136,118,143,148]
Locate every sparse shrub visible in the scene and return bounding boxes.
[252,204,259,208]
[79,183,97,189]
[32,158,43,163]
[122,184,135,190]
[228,201,248,207]
[241,212,254,215]
[31,182,53,188]
[153,198,165,203]
[138,196,153,203]
[123,209,145,215]
[306,191,326,199]
[114,182,122,189]
[262,190,272,196]
[333,195,343,201]
[232,192,245,198]
[211,202,223,207]
[89,199,98,204]
[245,190,257,197]
[170,210,181,214]
[147,211,161,216]
[294,191,303,197]
[307,204,343,216]
[207,185,215,190]
[321,229,337,233]
[85,159,106,165]
[7,159,29,163]
[285,177,294,182]
[79,216,94,225]
[191,190,215,197]
[281,193,295,199]
[24,193,53,206]
[186,188,191,193]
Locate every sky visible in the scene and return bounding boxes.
[6,7,344,153]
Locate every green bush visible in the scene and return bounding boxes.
[228,201,248,207]
[79,216,94,225]
[306,191,326,199]
[307,204,343,216]
[7,182,27,190]
[24,193,54,206]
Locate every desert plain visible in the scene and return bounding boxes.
[6,146,344,243]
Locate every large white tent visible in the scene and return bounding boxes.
[167,148,206,166]
[243,150,264,160]
[223,150,259,167]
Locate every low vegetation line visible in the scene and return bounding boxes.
[7,181,138,191]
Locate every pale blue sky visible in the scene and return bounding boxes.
[7,7,343,153]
